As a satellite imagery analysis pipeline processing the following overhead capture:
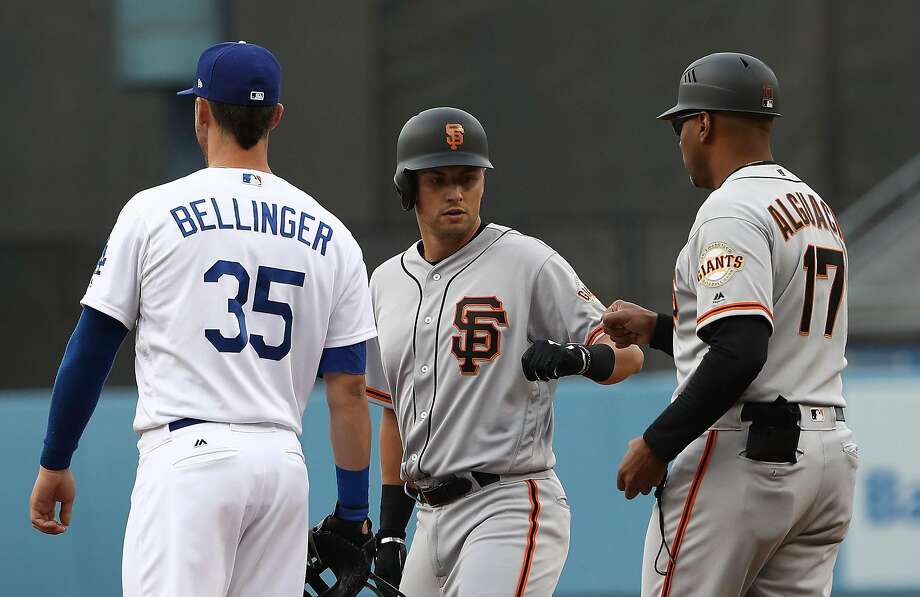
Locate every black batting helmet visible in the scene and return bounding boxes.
[657,52,782,121]
[393,107,494,211]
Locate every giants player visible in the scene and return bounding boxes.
[29,42,377,596]
[367,107,644,596]
[604,53,857,596]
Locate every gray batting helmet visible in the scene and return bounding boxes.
[393,107,494,211]
[657,52,782,120]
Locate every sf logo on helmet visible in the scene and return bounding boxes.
[451,297,508,375]
[445,123,465,150]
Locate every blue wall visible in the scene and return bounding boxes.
[1,371,915,596]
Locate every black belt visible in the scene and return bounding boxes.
[168,418,209,432]
[412,472,501,508]
[741,403,845,423]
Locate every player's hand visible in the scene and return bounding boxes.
[602,300,657,348]
[319,513,374,548]
[521,340,587,381]
[374,530,407,596]
[30,466,76,535]
[617,437,668,500]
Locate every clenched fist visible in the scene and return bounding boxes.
[602,300,657,348]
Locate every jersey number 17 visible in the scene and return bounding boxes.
[799,245,845,339]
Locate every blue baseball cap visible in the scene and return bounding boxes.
[177,41,281,107]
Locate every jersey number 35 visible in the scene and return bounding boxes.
[203,259,305,361]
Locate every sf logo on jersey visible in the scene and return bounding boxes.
[451,297,508,375]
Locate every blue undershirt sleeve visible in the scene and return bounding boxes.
[317,341,367,376]
[40,306,129,470]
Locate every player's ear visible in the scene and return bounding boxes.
[698,112,713,144]
[195,98,211,129]
[269,103,284,131]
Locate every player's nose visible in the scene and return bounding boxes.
[445,185,463,202]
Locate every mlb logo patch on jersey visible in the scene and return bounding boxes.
[242,173,262,186]
[697,241,745,288]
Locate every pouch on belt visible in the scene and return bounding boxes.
[743,396,801,463]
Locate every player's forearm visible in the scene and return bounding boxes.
[42,307,128,470]
[643,316,770,462]
[379,408,404,485]
[378,409,415,537]
[326,373,371,470]
[596,337,644,384]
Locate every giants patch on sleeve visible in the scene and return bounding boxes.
[696,241,745,288]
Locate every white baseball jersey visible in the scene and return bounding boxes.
[82,167,376,434]
[365,224,607,481]
[672,162,847,406]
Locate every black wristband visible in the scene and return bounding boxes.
[583,343,616,382]
[649,313,674,356]
[379,484,415,536]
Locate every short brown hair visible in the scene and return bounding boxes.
[208,100,277,149]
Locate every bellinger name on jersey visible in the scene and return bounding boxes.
[169,197,335,255]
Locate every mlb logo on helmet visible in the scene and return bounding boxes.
[242,173,262,186]
[762,85,775,109]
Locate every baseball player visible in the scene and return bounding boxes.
[365,107,645,596]
[28,42,378,597]
[603,53,857,596]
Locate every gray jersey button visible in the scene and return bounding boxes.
[420,411,428,419]
[410,454,418,461]
[424,316,432,324]
[432,273,441,281]
[421,365,429,373]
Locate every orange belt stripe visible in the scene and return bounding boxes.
[660,430,719,597]
[515,479,541,597]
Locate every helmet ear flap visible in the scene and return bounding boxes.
[394,169,416,211]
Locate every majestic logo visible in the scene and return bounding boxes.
[194,438,208,447]
[697,241,745,288]
[250,90,265,101]
[242,172,262,186]
[445,123,465,151]
[712,291,726,304]
[762,85,775,109]
[451,297,509,375]
[197,78,203,89]
[94,244,108,276]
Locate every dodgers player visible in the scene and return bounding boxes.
[366,107,645,596]
[604,53,857,596]
[29,42,378,596]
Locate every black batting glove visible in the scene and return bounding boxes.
[319,510,374,548]
[374,529,407,596]
[521,340,589,381]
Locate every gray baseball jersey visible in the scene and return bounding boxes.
[366,223,607,482]
[642,162,856,597]
[672,162,848,408]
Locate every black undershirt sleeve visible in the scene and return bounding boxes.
[643,315,772,463]
[649,313,674,356]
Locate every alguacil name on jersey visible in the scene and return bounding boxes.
[169,198,334,255]
[767,192,844,243]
